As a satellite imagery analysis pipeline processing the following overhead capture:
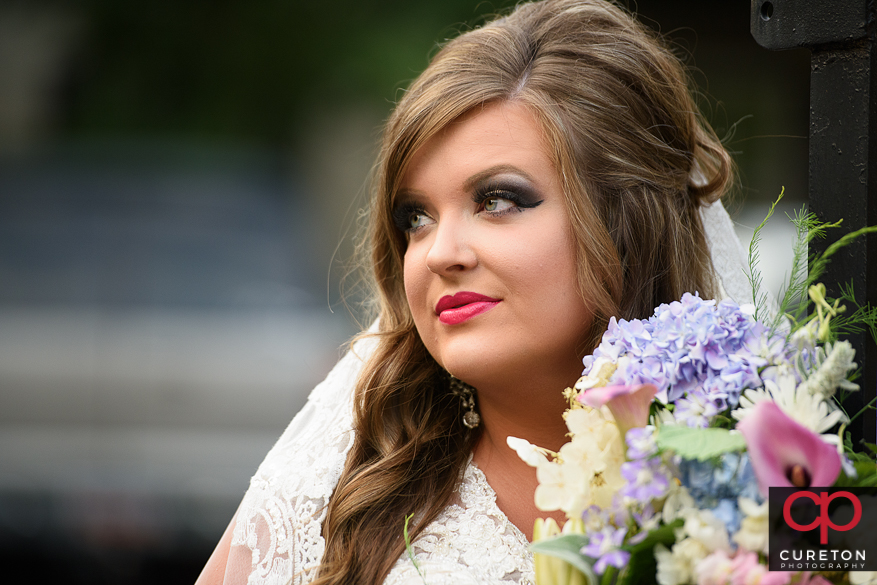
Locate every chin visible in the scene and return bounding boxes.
[433,336,524,390]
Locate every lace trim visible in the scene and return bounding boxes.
[385,462,535,585]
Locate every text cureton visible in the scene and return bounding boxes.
[779,550,865,562]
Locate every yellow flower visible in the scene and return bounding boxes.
[533,518,589,585]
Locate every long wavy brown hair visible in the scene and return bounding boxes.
[315,1,732,583]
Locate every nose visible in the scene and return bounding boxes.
[425,215,477,275]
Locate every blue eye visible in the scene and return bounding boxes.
[408,211,432,230]
[392,203,434,234]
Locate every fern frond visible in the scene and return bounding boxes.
[772,207,815,334]
[747,189,784,323]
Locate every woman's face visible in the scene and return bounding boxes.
[397,101,593,390]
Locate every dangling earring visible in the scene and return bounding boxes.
[449,375,480,429]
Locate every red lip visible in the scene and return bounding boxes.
[435,292,501,325]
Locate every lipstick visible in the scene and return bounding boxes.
[435,292,501,325]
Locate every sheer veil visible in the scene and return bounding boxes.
[214,200,753,585]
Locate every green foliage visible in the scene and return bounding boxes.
[69,0,519,142]
[770,207,830,333]
[530,534,598,585]
[822,283,877,346]
[656,426,746,461]
[847,396,877,425]
[748,191,877,346]
[618,520,683,585]
[835,460,877,487]
[746,188,783,323]
[404,513,428,585]
[833,430,877,487]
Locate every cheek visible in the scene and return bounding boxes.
[402,248,428,319]
[529,229,590,325]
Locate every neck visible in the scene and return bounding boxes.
[470,360,576,451]
[469,374,573,541]
[478,387,569,452]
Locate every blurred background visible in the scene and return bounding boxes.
[0,0,808,582]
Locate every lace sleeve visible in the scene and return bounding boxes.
[220,335,374,585]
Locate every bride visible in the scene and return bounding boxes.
[198,0,751,583]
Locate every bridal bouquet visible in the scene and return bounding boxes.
[509,202,877,585]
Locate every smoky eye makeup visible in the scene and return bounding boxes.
[472,176,545,211]
[391,199,429,234]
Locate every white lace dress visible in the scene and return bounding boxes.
[225,336,534,585]
[220,201,750,585]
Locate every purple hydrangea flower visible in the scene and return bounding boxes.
[673,387,721,428]
[581,293,786,417]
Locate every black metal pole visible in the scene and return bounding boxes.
[750,0,877,445]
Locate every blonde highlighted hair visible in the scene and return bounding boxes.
[316,1,731,583]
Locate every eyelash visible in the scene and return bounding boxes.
[473,187,542,216]
[392,203,431,234]
[391,186,544,234]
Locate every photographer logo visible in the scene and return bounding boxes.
[769,487,876,571]
[782,490,861,544]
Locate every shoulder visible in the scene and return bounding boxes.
[223,333,377,584]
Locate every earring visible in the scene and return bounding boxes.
[449,375,480,429]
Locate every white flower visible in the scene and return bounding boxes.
[564,412,626,509]
[574,357,617,390]
[850,572,877,585]
[652,407,677,427]
[655,539,709,585]
[564,406,608,436]
[525,405,626,517]
[790,318,819,350]
[732,372,847,434]
[798,340,859,398]
[732,497,769,554]
[680,509,731,554]
[507,435,594,516]
[506,436,549,467]
[662,484,695,524]
[694,550,734,585]
[589,439,626,509]
[533,456,590,515]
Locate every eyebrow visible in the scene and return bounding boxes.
[463,164,536,191]
[394,164,536,205]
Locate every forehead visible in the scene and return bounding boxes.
[399,101,559,196]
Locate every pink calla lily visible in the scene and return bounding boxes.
[736,401,841,497]
[577,384,658,437]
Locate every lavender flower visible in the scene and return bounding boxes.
[625,426,658,460]
[620,457,671,503]
[580,526,631,574]
[629,504,661,545]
